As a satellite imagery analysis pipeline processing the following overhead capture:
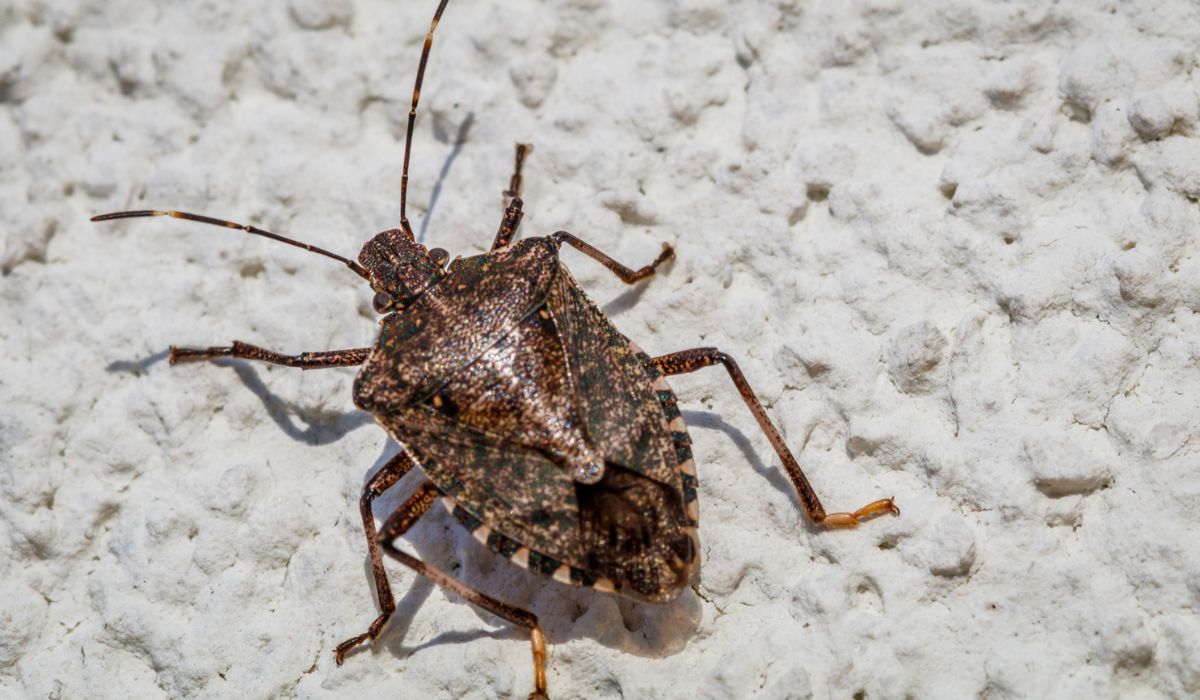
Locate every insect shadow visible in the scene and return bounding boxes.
[108,352,374,445]
[362,443,704,662]
[417,112,475,244]
[107,122,476,443]
[599,279,653,317]
[220,362,375,445]
[680,409,814,523]
[105,349,171,375]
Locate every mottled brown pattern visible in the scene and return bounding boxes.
[381,402,585,567]
[354,237,559,412]
[377,479,442,543]
[576,464,697,602]
[438,491,622,592]
[639,342,702,586]
[95,1,712,695]
[492,196,525,251]
[358,235,698,599]
[432,354,700,603]
[437,310,605,481]
[547,266,678,487]
[358,229,446,308]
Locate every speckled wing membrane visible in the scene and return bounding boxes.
[548,265,680,487]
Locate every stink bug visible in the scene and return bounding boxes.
[92,1,899,697]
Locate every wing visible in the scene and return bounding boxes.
[383,402,699,602]
[379,402,586,568]
[375,303,592,569]
[546,266,679,488]
[576,462,698,602]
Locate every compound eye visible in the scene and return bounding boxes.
[372,291,394,314]
[428,247,449,267]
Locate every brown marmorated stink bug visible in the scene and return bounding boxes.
[92,1,899,697]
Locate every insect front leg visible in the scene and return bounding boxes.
[504,142,533,200]
[378,485,550,700]
[649,348,899,527]
[492,197,525,250]
[551,231,674,284]
[169,341,370,369]
[334,449,419,665]
[492,142,533,250]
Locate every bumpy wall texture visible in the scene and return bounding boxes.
[3,1,1200,698]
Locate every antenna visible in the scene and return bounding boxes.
[399,0,452,239]
[90,210,371,280]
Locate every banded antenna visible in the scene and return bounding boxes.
[90,210,370,280]
[399,0,452,239]
[91,1,458,275]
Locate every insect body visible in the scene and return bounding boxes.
[93,2,898,697]
[357,230,699,601]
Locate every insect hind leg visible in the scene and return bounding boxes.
[334,449,420,665]
[649,348,899,527]
[378,487,550,700]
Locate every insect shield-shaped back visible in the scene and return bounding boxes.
[352,235,700,603]
[354,237,607,481]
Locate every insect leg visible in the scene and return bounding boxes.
[649,348,899,527]
[504,143,533,199]
[491,144,534,250]
[551,231,674,284]
[169,341,370,369]
[492,197,525,250]
[334,449,420,665]
[378,487,550,700]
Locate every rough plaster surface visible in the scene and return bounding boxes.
[3,1,1200,698]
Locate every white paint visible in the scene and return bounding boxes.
[3,1,1199,698]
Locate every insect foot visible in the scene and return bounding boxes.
[648,347,900,529]
[818,498,901,528]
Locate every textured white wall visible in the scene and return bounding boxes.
[3,0,1200,698]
